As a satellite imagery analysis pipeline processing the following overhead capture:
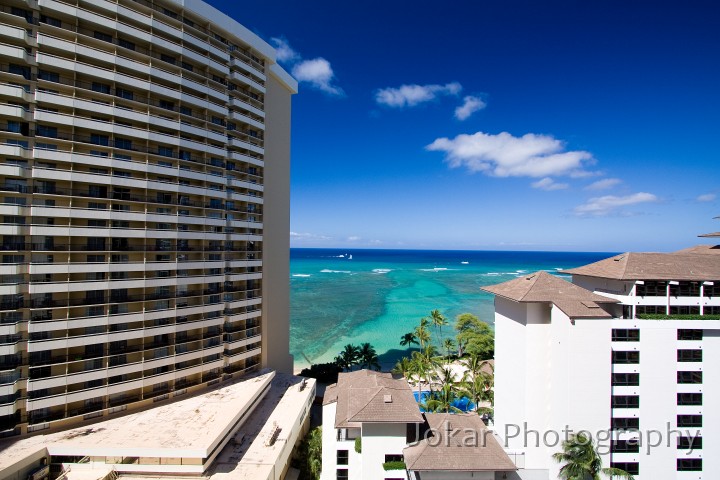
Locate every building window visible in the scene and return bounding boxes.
[677,392,702,406]
[677,436,702,450]
[677,349,702,362]
[160,100,175,110]
[36,125,57,138]
[636,305,666,315]
[336,469,348,480]
[115,137,132,150]
[611,351,639,364]
[669,306,700,315]
[90,134,109,146]
[92,82,111,94]
[40,14,61,27]
[611,328,639,342]
[677,329,702,341]
[118,38,135,51]
[635,281,666,296]
[677,459,702,471]
[116,88,134,100]
[611,440,639,453]
[158,146,174,157]
[611,395,639,408]
[610,463,639,475]
[677,415,702,427]
[93,31,113,42]
[38,70,59,82]
[337,450,348,466]
[677,371,702,384]
[612,373,639,386]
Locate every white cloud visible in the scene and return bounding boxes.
[697,193,716,202]
[574,192,658,217]
[375,82,462,108]
[585,178,622,191]
[270,37,342,96]
[532,177,568,191]
[270,37,299,63]
[292,58,343,96]
[347,236,361,241]
[454,95,486,120]
[426,131,594,178]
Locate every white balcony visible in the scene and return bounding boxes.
[0,82,33,102]
[228,150,264,167]
[230,70,266,94]
[0,103,30,121]
[226,334,261,350]
[0,144,29,158]
[226,347,261,361]
[0,43,28,61]
[229,110,265,131]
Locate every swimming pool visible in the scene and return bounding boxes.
[413,391,475,412]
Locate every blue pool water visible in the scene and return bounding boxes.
[413,390,476,412]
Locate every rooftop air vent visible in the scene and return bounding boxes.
[383,394,392,403]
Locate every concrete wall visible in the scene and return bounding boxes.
[260,71,294,374]
[361,423,408,480]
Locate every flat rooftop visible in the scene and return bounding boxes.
[0,371,276,472]
[0,371,316,480]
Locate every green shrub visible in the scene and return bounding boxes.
[382,461,406,471]
[299,362,343,384]
[354,437,361,453]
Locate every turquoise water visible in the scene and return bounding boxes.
[289,249,614,370]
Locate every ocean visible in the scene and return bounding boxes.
[289,248,615,370]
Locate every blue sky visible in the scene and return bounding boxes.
[209,0,719,252]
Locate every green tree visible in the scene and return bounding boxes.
[429,309,449,340]
[359,342,380,371]
[442,338,455,360]
[552,432,635,480]
[420,383,461,413]
[458,368,493,414]
[335,344,360,371]
[414,323,431,349]
[454,313,494,359]
[399,332,418,350]
[295,426,322,480]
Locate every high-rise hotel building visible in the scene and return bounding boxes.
[483,232,720,479]
[0,0,296,436]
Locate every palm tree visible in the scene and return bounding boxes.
[421,383,461,413]
[392,357,413,377]
[359,342,380,370]
[442,338,455,359]
[553,432,635,480]
[430,309,449,340]
[461,353,491,378]
[458,370,492,413]
[337,344,360,371]
[414,323,431,349]
[399,332,418,350]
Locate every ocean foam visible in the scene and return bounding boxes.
[461,261,469,264]
[292,274,312,278]
[372,268,392,274]
[420,267,450,272]
[320,269,351,274]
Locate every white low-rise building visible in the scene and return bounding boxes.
[483,241,720,479]
[321,369,516,480]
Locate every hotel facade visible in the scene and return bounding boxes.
[0,0,296,437]
[483,237,720,479]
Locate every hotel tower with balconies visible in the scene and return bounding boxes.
[0,0,296,437]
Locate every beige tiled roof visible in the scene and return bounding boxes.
[403,413,516,472]
[481,271,617,319]
[674,244,720,255]
[699,232,720,238]
[324,370,423,428]
[564,250,720,281]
